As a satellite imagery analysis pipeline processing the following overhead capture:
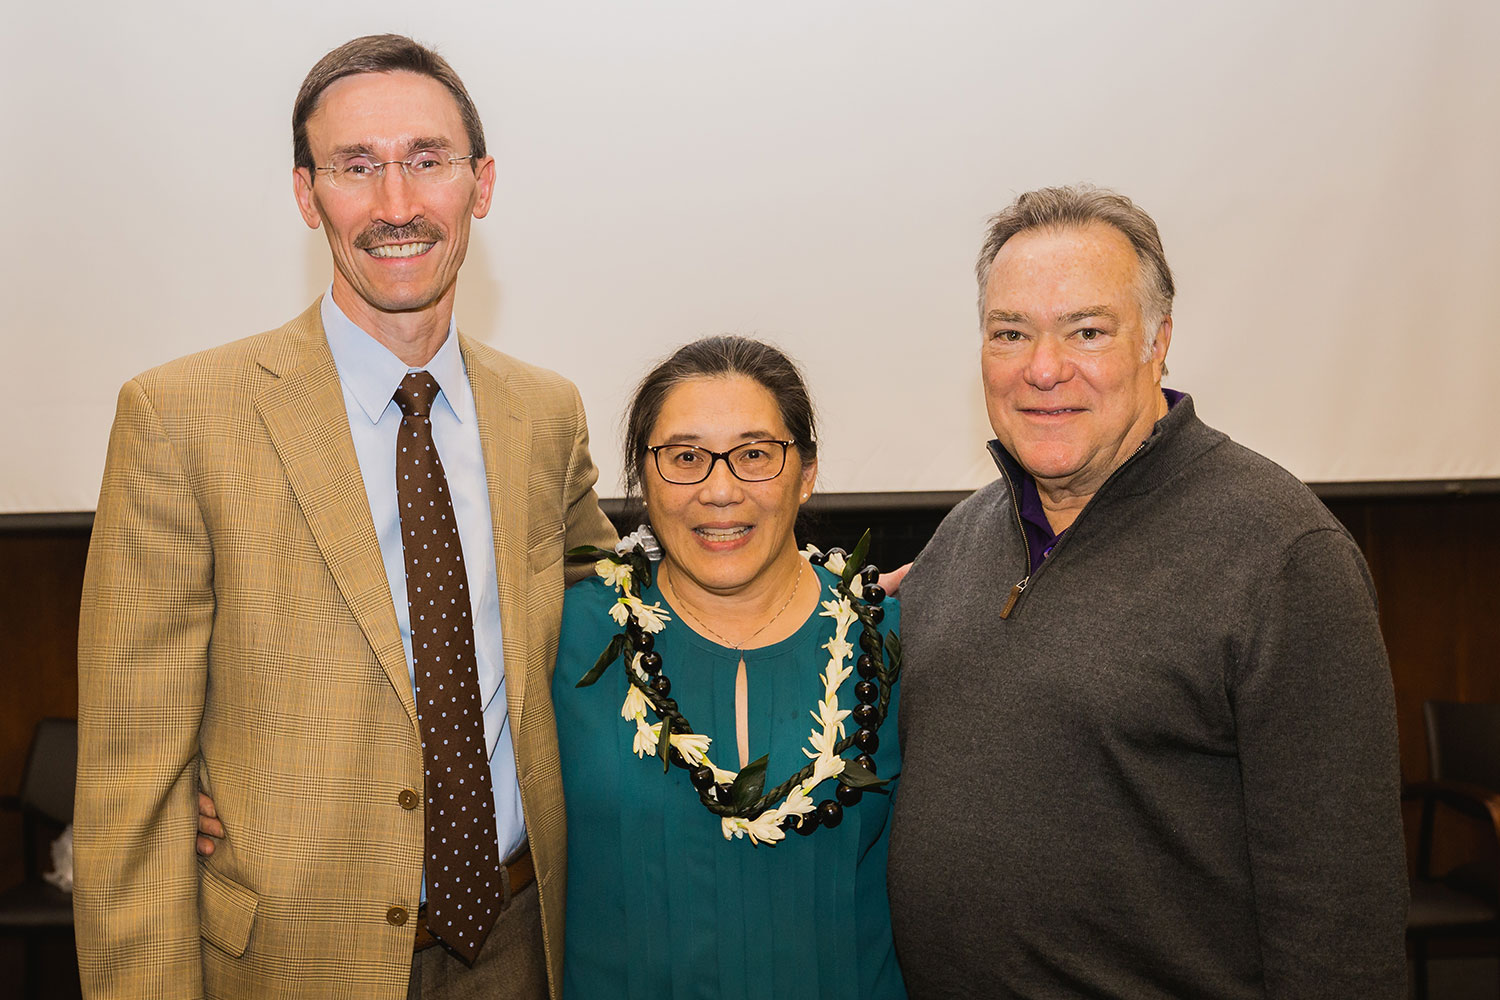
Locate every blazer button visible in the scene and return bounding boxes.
[387,906,409,926]
[398,789,420,810]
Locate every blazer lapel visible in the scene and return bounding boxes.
[255,308,418,729]
[463,338,532,717]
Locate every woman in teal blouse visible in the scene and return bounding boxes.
[553,336,905,1000]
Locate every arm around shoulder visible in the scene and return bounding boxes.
[560,382,618,585]
[75,378,214,999]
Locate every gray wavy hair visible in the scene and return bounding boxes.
[975,185,1175,360]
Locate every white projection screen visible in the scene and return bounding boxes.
[3,1,1498,514]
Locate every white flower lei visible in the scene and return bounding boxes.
[602,548,862,846]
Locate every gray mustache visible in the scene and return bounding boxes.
[354,221,443,249]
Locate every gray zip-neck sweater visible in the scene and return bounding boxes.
[889,395,1406,1000]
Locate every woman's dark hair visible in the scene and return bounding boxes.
[622,336,819,504]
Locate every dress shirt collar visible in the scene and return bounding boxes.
[320,287,472,426]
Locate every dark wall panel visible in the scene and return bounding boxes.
[0,529,88,887]
[1325,496,1500,787]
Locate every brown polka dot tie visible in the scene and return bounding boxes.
[393,372,501,963]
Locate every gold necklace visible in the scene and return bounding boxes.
[660,559,806,651]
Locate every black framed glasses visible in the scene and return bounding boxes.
[647,440,791,485]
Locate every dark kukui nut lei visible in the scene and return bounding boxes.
[569,531,901,841]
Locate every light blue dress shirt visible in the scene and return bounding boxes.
[321,292,528,881]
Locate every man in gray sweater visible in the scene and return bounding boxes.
[888,186,1407,999]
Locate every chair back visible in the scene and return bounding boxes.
[1424,700,1500,790]
[17,717,76,827]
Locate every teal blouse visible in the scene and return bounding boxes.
[553,563,906,1000]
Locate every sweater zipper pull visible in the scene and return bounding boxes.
[1000,577,1028,619]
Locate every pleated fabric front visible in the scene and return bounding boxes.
[554,567,906,1000]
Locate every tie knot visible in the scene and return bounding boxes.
[393,371,441,419]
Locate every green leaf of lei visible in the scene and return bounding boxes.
[566,544,617,560]
[576,633,626,688]
[729,754,770,810]
[839,757,894,791]
[841,529,872,587]
[883,630,903,674]
[626,550,652,593]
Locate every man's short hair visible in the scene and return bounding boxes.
[976,185,1176,336]
[293,34,486,172]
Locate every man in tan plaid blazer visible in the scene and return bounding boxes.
[74,35,616,1000]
